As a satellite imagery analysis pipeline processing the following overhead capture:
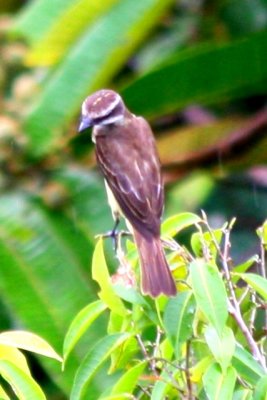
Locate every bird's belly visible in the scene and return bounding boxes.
[104,180,122,219]
[104,180,133,233]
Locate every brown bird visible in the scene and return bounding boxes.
[79,89,176,297]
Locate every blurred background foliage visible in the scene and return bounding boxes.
[0,0,266,397]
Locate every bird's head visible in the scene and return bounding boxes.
[78,89,126,132]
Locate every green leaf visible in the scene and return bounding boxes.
[204,326,235,373]
[233,388,252,400]
[55,168,111,236]
[257,220,267,249]
[100,396,133,400]
[12,0,75,43]
[0,331,62,362]
[108,336,139,373]
[190,260,228,335]
[111,361,146,395]
[0,360,46,400]
[112,285,150,307]
[151,365,177,400]
[191,229,223,258]
[161,212,201,237]
[92,239,126,317]
[254,376,267,400]
[203,363,237,400]
[122,30,267,117]
[232,256,259,284]
[237,273,267,301]
[190,356,213,383]
[23,0,175,156]
[0,385,9,400]
[0,345,31,376]
[25,0,120,65]
[0,191,95,393]
[233,345,265,385]
[63,300,107,364]
[163,291,196,358]
[70,333,130,400]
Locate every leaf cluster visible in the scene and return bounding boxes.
[63,214,267,399]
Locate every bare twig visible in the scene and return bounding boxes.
[135,334,158,376]
[185,341,193,400]
[249,291,257,335]
[137,384,151,398]
[202,213,267,371]
[237,286,250,306]
[196,221,210,262]
[259,228,267,331]
[151,327,162,371]
[162,237,194,262]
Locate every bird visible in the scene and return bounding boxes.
[78,89,176,297]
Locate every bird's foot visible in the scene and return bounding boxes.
[95,229,132,252]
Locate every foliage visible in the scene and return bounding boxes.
[64,213,267,399]
[0,0,266,398]
[0,330,61,399]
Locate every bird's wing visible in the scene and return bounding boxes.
[95,117,164,235]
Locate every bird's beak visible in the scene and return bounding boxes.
[78,117,93,133]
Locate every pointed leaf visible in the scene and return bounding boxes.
[0,331,62,362]
[233,345,265,385]
[151,365,177,400]
[163,291,196,358]
[63,300,107,364]
[23,0,175,156]
[254,375,267,400]
[190,356,213,383]
[190,260,228,335]
[232,256,259,284]
[92,239,126,316]
[70,333,130,400]
[111,361,147,395]
[0,360,46,400]
[12,0,75,43]
[0,385,9,400]
[161,212,201,237]
[0,190,96,393]
[203,363,237,400]
[204,326,235,373]
[233,388,252,400]
[123,30,267,117]
[237,273,267,301]
[191,229,223,258]
[26,0,120,65]
[0,345,31,377]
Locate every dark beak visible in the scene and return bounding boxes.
[78,117,93,133]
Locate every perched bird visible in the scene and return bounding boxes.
[79,89,176,297]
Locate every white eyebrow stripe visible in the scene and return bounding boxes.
[82,99,88,116]
[90,94,121,118]
[81,93,122,119]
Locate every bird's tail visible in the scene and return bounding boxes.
[134,230,176,297]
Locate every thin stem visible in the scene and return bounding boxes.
[151,327,162,371]
[185,341,193,400]
[135,334,158,375]
[249,291,257,334]
[259,232,267,332]
[202,213,267,371]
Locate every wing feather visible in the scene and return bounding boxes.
[95,117,163,235]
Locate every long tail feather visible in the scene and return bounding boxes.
[134,230,176,297]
